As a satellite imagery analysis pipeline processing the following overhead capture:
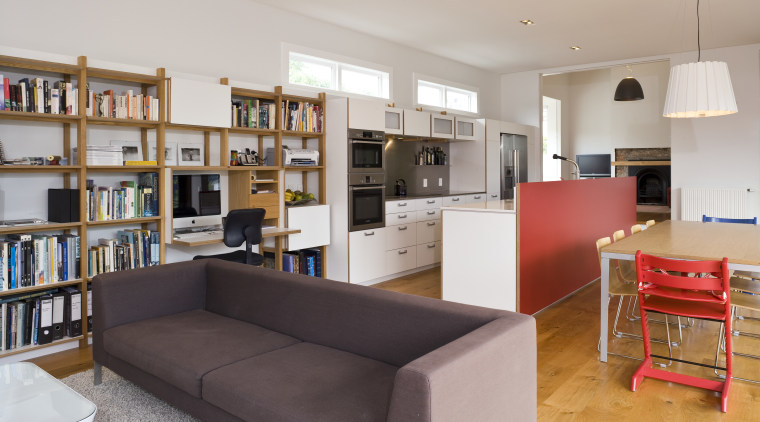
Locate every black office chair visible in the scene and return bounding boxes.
[193,208,266,265]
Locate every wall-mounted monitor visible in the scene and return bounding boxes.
[172,173,228,230]
[577,154,612,178]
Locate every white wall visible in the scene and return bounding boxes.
[502,43,760,218]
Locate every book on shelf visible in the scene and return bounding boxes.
[88,229,159,278]
[282,100,323,132]
[0,234,80,291]
[124,160,157,166]
[87,87,159,121]
[0,287,80,351]
[85,173,158,221]
[262,248,321,277]
[231,99,275,129]
[73,145,123,165]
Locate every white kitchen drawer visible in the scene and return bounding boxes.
[386,223,417,250]
[466,193,487,204]
[386,199,417,214]
[417,241,442,267]
[418,197,441,210]
[442,195,466,207]
[349,228,388,283]
[416,208,440,222]
[487,192,500,201]
[386,211,417,226]
[417,220,442,244]
[387,246,417,274]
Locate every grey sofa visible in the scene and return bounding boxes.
[93,259,536,421]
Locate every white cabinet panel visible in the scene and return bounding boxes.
[431,114,454,139]
[387,247,417,274]
[386,211,417,226]
[386,223,417,250]
[455,117,477,141]
[466,193,486,204]
[418,197,441,210]
[442,195,466,206]
[385,107,404,135]
[417,241,441,267]
[169,78,231,127]
[416,220,441,244]
[416,208,440,222]
[349,228,387,283]
[386,199,417,214]
[286,204,331,250]
[403,110,431,137]
[487,192,500,201]
[348,98,385,131]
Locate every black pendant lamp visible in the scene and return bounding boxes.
[614,66,644,101]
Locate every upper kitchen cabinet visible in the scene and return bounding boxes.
[347,98,385,131]
[431,114,455,140]
[384,106,403,135]
[454,116,477,141]
[403,109,431,137]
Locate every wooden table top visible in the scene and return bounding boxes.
[172,227,301,247]
[601,220,760,266]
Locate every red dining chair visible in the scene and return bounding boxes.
[630,251,733,413]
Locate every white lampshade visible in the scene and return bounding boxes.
[663,61,738,118]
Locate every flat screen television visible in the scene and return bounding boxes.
[172,173,225,230]
[577,154,612,178]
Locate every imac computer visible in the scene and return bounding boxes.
[172,173,228,231]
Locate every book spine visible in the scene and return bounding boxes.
[0,74,4,111]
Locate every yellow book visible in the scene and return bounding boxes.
[124,160,158,166]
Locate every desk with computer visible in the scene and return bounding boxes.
[169,172,299,269]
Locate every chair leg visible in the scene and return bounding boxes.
[631,305,653,391]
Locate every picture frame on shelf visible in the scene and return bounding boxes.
[110,140,143,162]
[148,141,178,166]
[178,144,204,166]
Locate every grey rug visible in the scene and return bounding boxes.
[61,368,199,422]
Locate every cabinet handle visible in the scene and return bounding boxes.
[427,222,436,226]
[427,210,435,215]
[398,214,407,219]
[452,198,460,201]
[427,244,436,249]
[398,226,408,231]
[474,195,481,199]
[490,194,498,198]
[364,231,375,236]
[398,202,407,206]
[427,200,436,204]
[398,249,408,255]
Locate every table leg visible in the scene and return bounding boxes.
[600,256,610,362]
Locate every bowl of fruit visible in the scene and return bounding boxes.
[284,189,316,206]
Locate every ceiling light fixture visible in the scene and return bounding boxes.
[614,66,644,101]
[570,46,581,51]
[663,0,737,118]
[520,19,534,26]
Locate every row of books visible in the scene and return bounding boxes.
[0,234,81,291]
[85,173,158,221]
[231,99,276,129]
[264,249,322,277]
[282,100,323,133]
[88,230,159,277]
[0,76,78,115]
[1,287,89,351]
[88,89,159,121]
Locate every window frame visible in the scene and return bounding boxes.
[414,73,479,116]
[283,44,392,101]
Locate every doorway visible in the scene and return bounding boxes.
[542,96,561,181]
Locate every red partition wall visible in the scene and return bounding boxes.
[518,177,636,315]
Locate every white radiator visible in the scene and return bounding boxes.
[680,187,748,221]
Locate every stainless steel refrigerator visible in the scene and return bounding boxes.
[500,133,528,200]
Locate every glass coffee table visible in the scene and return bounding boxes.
[0,362,97,422]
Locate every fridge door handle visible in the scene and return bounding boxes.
[513,149,519,186]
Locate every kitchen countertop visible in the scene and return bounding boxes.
[442,199,516,213]
[385,191,486,201]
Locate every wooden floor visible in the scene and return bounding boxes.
[29,268,760,420]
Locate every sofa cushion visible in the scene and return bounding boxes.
[103,309,300,398]
[203,342,398,422]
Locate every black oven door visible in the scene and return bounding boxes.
[349,185,385,231]
[350,140,384,172]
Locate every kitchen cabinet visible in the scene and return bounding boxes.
[349,227,387,283]
[385,107,404,135]
[442,195,466,207]
[431,114,455,139]
[386,211,417,226]
[387,246,418,274]
[386,199,417,214]
[285,204,331,251]
[418,197,441,210]
[417,242,441,267]
[417,220,441,244]
[386,223,417,250]
[455,117,477,141]
[348,98,385,131]
[416,208,440,221]
[403,109,431,137]
[466,193,486,204]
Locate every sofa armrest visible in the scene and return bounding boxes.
[93,260,208,362]
[386,314,537,422]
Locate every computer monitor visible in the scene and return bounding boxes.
[577,154,612,178]
[172,173,228,230]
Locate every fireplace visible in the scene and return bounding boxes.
[627,165,670,205]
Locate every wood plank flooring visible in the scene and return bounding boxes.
[28,268,760,420]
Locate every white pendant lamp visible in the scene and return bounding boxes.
[663,0,737,118]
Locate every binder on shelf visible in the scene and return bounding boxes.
[37,295,53,345]
[87,286,92,333]
[62,287,82,338]
[51,292,65,341]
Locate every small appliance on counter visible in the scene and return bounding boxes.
[394,179,407,196]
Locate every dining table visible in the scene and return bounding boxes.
[598,219,760,362]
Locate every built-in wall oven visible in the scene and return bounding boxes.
[348,128,385,173]
[348,173,385,232]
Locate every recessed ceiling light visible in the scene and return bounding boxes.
[520,19,534,26]
[570,46,582,51]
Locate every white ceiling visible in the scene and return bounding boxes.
[253,0,760,73]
